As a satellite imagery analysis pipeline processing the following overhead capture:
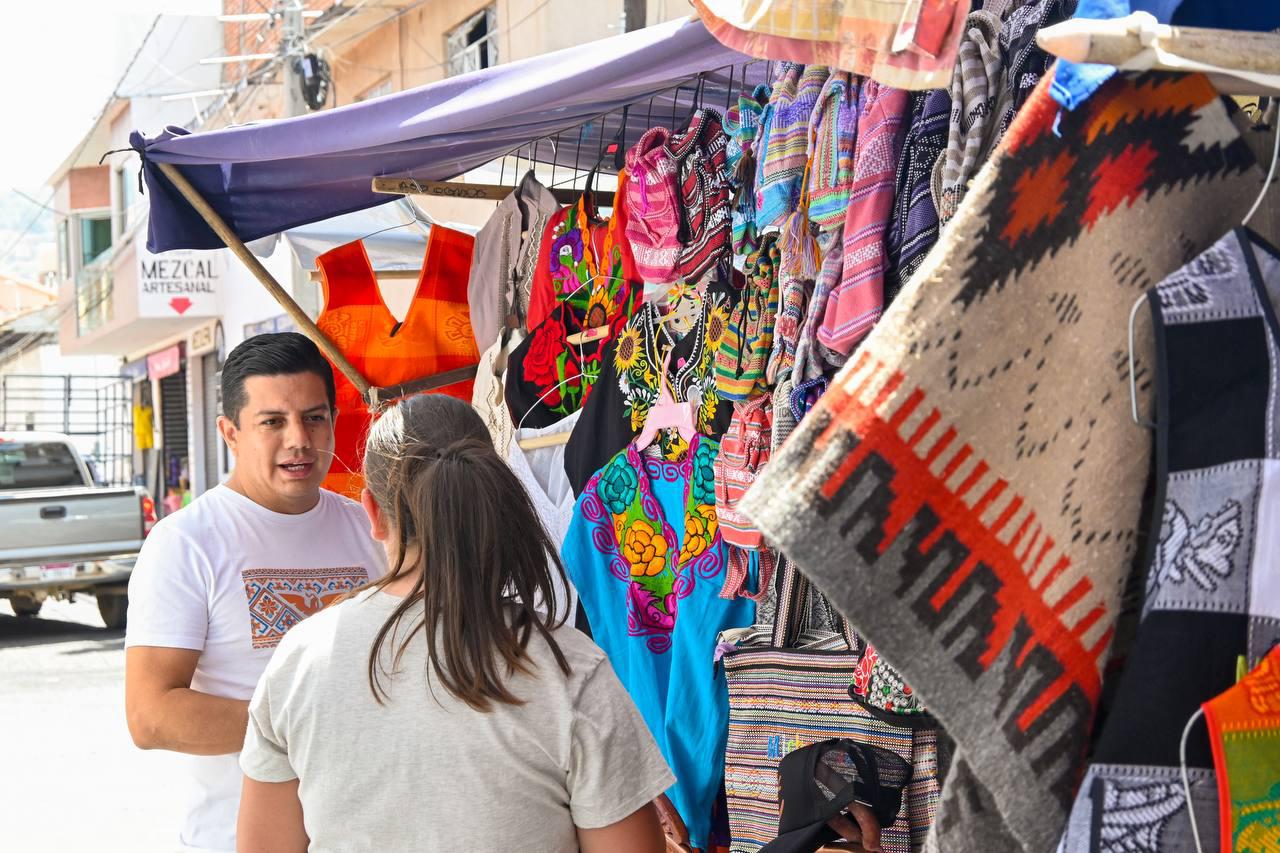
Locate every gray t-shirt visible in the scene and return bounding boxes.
[241,588,675,851]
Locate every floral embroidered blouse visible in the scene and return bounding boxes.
[562,436,755,849]
[505,174,641,429]
[563,292,735,496]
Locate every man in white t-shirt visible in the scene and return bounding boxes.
[124,332,386,853]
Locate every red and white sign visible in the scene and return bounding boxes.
[136,234,223,319]
[147,344,183,380]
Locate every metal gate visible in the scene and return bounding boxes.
[0,374,134,487]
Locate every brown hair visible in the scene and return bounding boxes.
[362,394,571,711]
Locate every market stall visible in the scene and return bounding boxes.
[129,5,1280,851]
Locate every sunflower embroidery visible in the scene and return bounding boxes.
[705,302,730,348]
[614,326,642,371]
[584,285,612,329]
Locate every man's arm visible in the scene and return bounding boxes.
[125,646,250,755]
[237,777,308,853]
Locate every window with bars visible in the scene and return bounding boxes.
[446,6,498,78]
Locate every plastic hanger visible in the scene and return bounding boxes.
[635,349,699,450]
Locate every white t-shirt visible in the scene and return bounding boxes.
[126,485,387,853]
[241,589,676,852]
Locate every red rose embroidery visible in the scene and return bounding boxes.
[522,316,568,392]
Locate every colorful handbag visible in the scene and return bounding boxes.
[624,126,682,283]
[714,233,780,401]
[720,560,940,853]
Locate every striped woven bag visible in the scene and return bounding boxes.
[720,561,940,852]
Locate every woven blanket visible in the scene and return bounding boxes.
[742,71,1260,852]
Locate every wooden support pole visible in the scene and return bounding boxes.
[155,161,372,400]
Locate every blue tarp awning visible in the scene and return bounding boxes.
[133,17,754,253]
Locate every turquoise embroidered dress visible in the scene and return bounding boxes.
[562,435,755,848]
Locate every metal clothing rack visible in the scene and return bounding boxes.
[155,59,768,412]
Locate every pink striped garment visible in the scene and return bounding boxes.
[816,80,910,361]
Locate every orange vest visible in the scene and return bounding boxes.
[316,225,478,499]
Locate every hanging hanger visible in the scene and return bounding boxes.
[1127,103,1280,429]
[307,198,434,282]
[516,372,585,432]
[635,349,699,450]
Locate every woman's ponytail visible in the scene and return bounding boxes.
[363,395,571,711]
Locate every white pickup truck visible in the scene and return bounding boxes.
[0,431,156,629]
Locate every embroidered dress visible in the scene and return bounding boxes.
[504,289,637,430]
[563,436,755,849]
[315,226,478,499]
[525,170,639,334]
[564,295,734,496]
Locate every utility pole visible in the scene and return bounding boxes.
[279,1,317,319]
[281,1,305,118]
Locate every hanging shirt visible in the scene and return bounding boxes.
[525,170,639,334]
[563,296,734,497]
[133,404,155,451]
[315,226,479,499]
[562,436,755,850]
[467,171,561,353]
[816,80,910,361]
[504,410,582,622]
[472,330,526,454]
[1059,228,1280,852]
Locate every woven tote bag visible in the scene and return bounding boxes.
[720,561,940,853]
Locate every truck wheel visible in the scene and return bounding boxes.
[97,593,128,630]
[9,596,43,618]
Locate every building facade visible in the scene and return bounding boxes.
[47,0,693,508]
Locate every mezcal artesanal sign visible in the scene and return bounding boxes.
[136,236,224,318]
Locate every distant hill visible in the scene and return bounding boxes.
[0,190,56,283]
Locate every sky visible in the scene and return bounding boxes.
[0,0,220,192]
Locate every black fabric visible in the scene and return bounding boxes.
[1162,317,1269,473]
[563,286,736,496]
[1091,609,1246,768]
[761,739,912,853]
[503,301,614,431]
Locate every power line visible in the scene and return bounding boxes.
[10,189,72,218]
[0,14,164,271]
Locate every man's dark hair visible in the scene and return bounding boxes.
[220,332,336,425]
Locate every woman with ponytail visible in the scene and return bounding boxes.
[236,395,673,852]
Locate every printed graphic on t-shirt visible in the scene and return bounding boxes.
[242,567,370,649]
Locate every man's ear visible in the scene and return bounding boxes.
[216,415,239,457]
[360,488,390,542]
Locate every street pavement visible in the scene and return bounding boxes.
[0,596,187,851]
